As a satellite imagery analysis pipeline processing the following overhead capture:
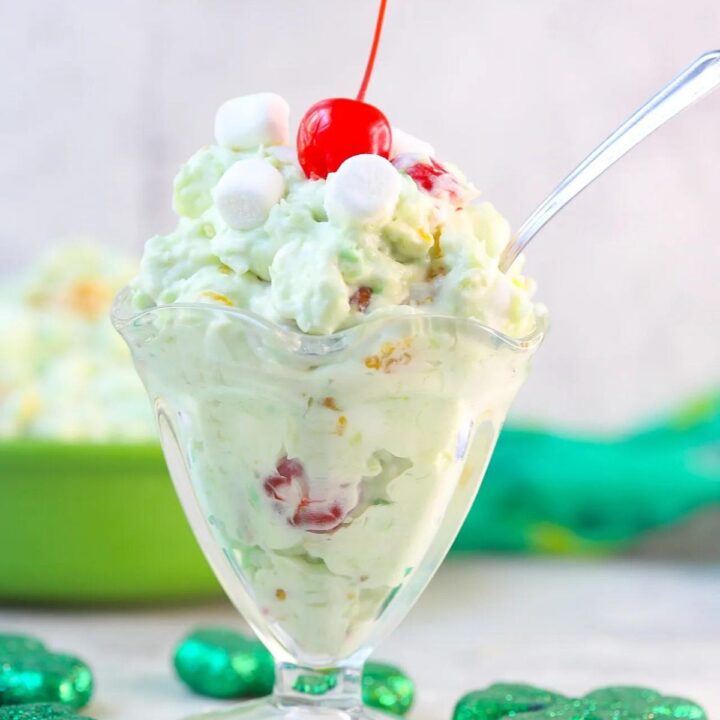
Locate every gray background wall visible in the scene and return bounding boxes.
[1,0,719,431]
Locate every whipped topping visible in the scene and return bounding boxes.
[390,127,435,158]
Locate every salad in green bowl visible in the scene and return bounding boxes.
[0,244,218,602]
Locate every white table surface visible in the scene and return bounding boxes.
[1,557,718,719]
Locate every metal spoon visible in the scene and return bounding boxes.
[499,49,720,272]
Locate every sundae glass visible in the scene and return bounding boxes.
[113,87,546,719]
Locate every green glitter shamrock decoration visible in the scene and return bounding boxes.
[454,683,565,720]
[453,683,707,720]
[0,703,94,719]
[174,627,414,715]
[0,634,93,710]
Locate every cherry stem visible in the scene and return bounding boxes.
[357,0,388,103]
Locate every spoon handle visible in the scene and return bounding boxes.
[499,50,720,272]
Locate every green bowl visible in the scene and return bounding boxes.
[0,441,220,604]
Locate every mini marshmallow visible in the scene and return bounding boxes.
[213,157,285,230]
[214,93,290,150]
[324,154,401,227]
[390,127,435,159]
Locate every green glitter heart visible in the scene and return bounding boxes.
[454,684,707,720]
[0,634,93,709]
[173,627,414,714]
[0,702,94,719]
[173,628,275,699]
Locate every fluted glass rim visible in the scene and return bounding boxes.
[111,286,548,354]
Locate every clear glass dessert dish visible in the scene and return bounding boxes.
[112,288,546,719]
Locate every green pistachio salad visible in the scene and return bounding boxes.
[120,93,546,662]
[0,244,153,440]
[131,93,541,338]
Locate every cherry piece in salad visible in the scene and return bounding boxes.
[394,156,464,203]
[263,456,349,533]
[350,286,373,312]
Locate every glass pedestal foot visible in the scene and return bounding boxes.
[183,665,396,720]
[184,698,395,720]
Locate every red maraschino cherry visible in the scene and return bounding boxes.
[297,99,391,180]
[297,0,391,180]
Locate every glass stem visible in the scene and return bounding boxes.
[273,660,364,711]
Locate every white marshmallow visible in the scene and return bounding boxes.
[324,154,401,227]
[213,157,285,230]
[214,93,290,150]
[390,127,435,159]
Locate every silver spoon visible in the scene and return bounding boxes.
[500,49,720,272]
